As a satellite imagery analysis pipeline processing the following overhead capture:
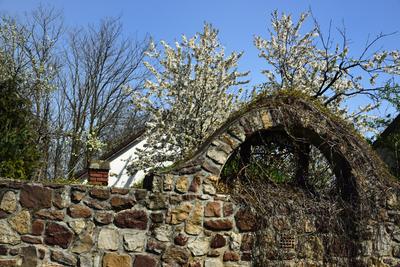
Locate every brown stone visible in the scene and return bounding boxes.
[9,248,19,255]
[6,181,24,189]
[204,219,233,231]
[241,234,254,251]
[235,208,258,232]
[110,196,135,210]
[20,185,52,209]
[94,211,113,225]
[84,198,111,210]
[174,233,188,246]
[147,193,167,210]
[189,176,201,193]
[223,251,240,261]
[31,220,45,236]
[223,202,234,217]
[0,245,7,255]
[51,250,77,266]
[111,188,129,195]
[175,176,189,193]
[189,261,202,267]
[35,209,65,221]
[146,238,166,255]
[89,188,110,200]
[134,190,147,201]
[166,202,193,225]
[210,234,226,248]
[241,251,252,261]
[163,174,174,191]
[71,185,87,192]
[22,246,38,267]
[71,190,85,202]
[44,222,74,249]
[185,201,203,235]
[0,210,8,219]
[150,212,164,223]
[114,210,148,230]
[169,194,182,205]
[182,194,197,201]
[162,246,190,265]
[21,235,42,244]
[103,252,132,267]
[204,201,221,217]
[133,255,158,267]
[68,204,92,218]
[0,259,20,266]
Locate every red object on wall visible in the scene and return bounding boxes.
[88,160,110,186]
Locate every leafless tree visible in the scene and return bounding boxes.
[59,17,150,177]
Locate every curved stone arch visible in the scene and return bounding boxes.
[169,94,392,204]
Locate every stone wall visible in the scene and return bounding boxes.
[2,94,400,267]
[2,176,400,267]
[0,179,255,267]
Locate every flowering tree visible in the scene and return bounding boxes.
[254,10,400,133]
[132,23,249,169]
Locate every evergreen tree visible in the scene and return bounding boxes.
[0,76,39,179]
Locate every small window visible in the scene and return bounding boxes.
[279,233,296,249]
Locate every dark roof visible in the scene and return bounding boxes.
[373,114,400,147]
[74,128,146,179]
[100,128,146,161]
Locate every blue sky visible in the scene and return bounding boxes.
[1,0,399,84]
[1,0,400,122]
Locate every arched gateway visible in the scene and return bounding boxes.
[153,94,400,266]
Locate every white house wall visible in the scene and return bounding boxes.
[108,139,147,188]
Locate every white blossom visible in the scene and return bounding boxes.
[131,23,249,169]
[255,10,400,133]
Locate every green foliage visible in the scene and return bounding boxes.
[131,179,144,189]
[49,177,82,185]
[0,78,39,179]
[220,131,335,195]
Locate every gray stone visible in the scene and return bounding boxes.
[51,250,77,266]
[374,224,391,256]
[207,146,228,165]
[79,254,93,267]
[53,188,71,209]
[230,232,242,251]
[0,191,17,213]
[98,228,119,250]
[202,159,222,175]
[68,220,86,234]
[154,224,173,242]
[71,234,93,254]
[211,139,233,155]
[204,258,224,267]
[123,231,146,252]
[162,246,190,265]
[187,237,209,256]
[203,184,216,195]
[228,124,246,142]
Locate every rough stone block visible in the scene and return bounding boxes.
[20,185,52,209]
